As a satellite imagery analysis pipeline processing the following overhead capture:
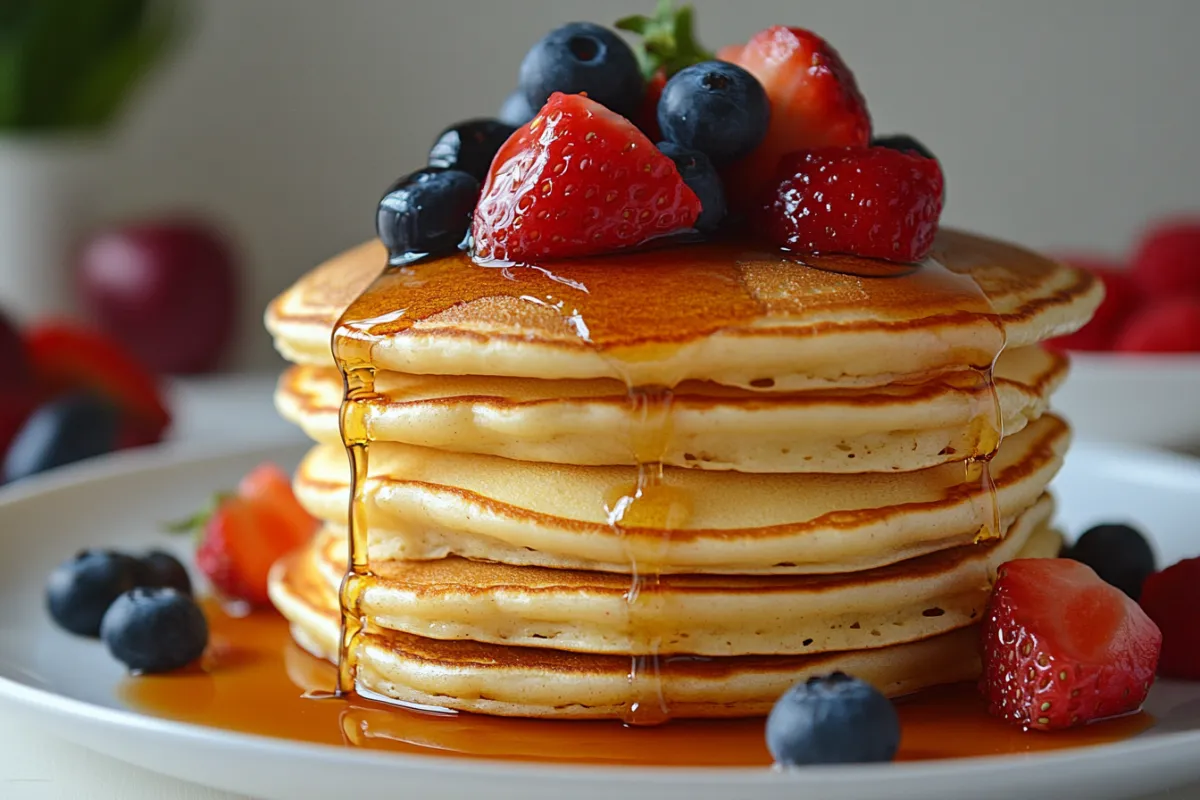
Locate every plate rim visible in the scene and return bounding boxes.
[1,438,1199,789]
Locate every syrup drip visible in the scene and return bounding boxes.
[329,241,1009,722]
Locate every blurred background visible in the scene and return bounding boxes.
[2,0,1200,470]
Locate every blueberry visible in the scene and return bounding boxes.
[101,587,208,674]
[46,549,140,637]
[1069,523,1156,600]
[657,142,726,233]
[657,61,769,164]
[376,168,480,265]
[518,22,644,120]
[135,550,193,596]
[872,134,937,162]
[428,119,516,182]
[3,392,120,483]
[499,89,537,127]
[766,672,900,766]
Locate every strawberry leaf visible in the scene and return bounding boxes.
[616,0,713,79]
[164,492,230,543]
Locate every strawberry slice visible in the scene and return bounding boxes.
[472,92,701,261]
[981,559,1161,730]
[720,27,872,210]
[174,463,316,607]
[1139,557,1200,680]
[25,322,170,444]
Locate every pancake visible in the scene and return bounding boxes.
[303,497,1057,656]
[266,230,1100,391]
[275,345,1065,473]
[293,413,1068,574]
[269,550,984,719]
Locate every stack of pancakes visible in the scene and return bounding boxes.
[265,230,1100,720]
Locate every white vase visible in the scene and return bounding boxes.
[0,136,102,323]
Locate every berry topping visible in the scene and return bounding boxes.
[174,462,317,607]
[1047,258,1138,352]
[498,89,537,127]
[657,61,770,164]
[758,146,944,263]
[1131,218,1200,298]
[981,559,1161,730]
[657,142,726,232]
[3,392,121,483]
[871,133,937,162]
[766,672,900,766]
[1139,557,1200,680]
[135,550,193,596]
[428,119,517,182]
[376,168,480,265]
[1114,296,1200,353]
[616,0,714,141]
[472,93,701,261]
[26,322,171,448]
[517,22,644,120]
[720,26,871,208]
[100,587,208,674]
[1066,523,1156,600]
[46,549,140,637]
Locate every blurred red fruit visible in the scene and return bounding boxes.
[1131,218,1200,298]
[1047,257,1140,351]
[76,220,239,375]
[0,309,31,387]
[1114,297,1200,353]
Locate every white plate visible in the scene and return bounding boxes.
[0,441,1199,800]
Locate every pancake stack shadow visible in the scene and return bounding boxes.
[264,231,1101,720]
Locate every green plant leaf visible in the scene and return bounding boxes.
[616,0,713,79]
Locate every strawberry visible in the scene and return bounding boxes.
[1046,258,1140,352]
[25,322,171,446]
[1139,557,1200,680]
[173,463,316,606]
[981,559,1162,730]
[1113,297,1200,353]
[637,68,668,142]
[757,146,944,263]
[1131,218,1200,298]
[472,93,701,261]
[719,27,871,210]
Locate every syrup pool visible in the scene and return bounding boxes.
[119,600,1154,767]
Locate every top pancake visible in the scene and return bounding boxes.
[266,229,1100,391]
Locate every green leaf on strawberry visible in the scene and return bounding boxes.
[616,0,713,80]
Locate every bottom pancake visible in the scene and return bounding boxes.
[269,552,984,719]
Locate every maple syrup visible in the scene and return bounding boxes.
[119,600,1155,766]
[289,231,1027,731]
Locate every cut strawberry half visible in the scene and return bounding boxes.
[981,559,1161,730]
[720,26,871,210]
[472,93,701,262]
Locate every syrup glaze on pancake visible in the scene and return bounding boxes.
[309,230,1097,723]
[274,346,1066,473]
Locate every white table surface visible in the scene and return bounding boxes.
[2,374,1199,799]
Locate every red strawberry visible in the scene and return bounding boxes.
[176,463,316,606]
[757,146,944,263]
[981,559,1162,731]
[1047,258,1140,352]
[1140,557,1200,680]
[720,27,871,209]
[1113,297,1200,353]
[1131,218,1200,298]
[637,68,668,142]
[25,322,171,445]
[472,93,701,262]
